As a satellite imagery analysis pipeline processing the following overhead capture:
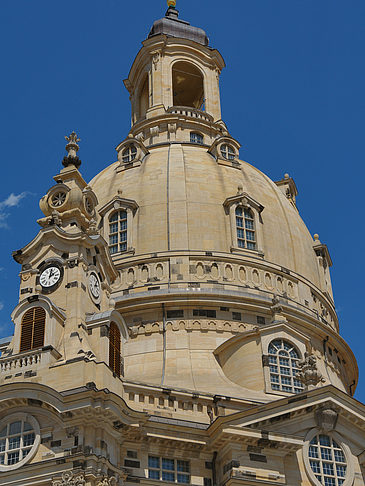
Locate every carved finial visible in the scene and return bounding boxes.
[284,173,290,179]
[63,131,82,168]
[167,0,176,7]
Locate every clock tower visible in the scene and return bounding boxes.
[7,133,125,377]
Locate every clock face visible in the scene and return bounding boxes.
[89,272,101,300]
[39,265,62,288]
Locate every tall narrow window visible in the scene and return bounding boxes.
[109,210,127,254]
[109,322,121,376]
[268,339,304,394]
[20,307,45,353]
[235,207,256,250]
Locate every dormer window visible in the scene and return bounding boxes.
[122,145,137,163]
[109,210,128,254]
[190,132,203,144]
[235,207,256,250]
[221,144,235,160]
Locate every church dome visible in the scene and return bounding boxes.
[91,146,320,289]
[86,4,356,400]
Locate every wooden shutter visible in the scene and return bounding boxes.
[20,307,46,353]
[109,322,121,376]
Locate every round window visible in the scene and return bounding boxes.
[84,196,94,215]
[50,191,67,208]
[221,144,235,160]
[304,430,353,486]
[122,145,137,163]
[0,413,40,471]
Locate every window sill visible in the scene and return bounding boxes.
[230,246,265,258]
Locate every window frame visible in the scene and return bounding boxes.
[122,144,138,164]
[267,338,304,394]
[0,413,40,472]
[303,429,354,486]
[190,132,204,144]
[98,196,139,258]
[148,456,191,484]
[220,143,236,160]
[109,209,128,255]
[235,206,257,251]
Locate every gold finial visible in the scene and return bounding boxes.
[167,0,176,7]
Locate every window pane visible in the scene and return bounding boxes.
[9,436,21,450]
[247,242,256,250]
[0,439,5,452]
[109,223,118,234]
[246,231,255,241]
[0,454,4,464]
[0,427,6,438]
[319,435,331,446]
[245,219,254,229]
[162,471,175,481]
[8,451,20,465]
[149,456,160,468]
[110,213,118,222]
[162,458,174,470]
[177,460,190,473]
[9,422,21,435]
[23,433,35,447]
[23,422,33,432]
[177,474,190,484]
[309,446,319,458]
[149,470,160,480]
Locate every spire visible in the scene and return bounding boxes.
[62,131,82,168]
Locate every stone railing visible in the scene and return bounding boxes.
[0,349,42,373]
[168,106,213,123]
[0,346,61,375]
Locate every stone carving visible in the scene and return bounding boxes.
[63,131,81,168]
[87,218,99,236]
[296,353,325,388]
[96,477,117,486]
[315,405,339,432]
[270,295,286,322]
[52,471,85,486]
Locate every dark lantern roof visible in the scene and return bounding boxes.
[148,7,209,46]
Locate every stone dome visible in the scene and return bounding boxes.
[90,145,320,288]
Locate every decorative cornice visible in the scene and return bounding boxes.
[52,471,85,486]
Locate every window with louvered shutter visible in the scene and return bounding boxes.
[109,322,121,376]
[20,307,46,353]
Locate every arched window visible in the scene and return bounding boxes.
[172,61,204,109]
[122,145,137,163]
[221,144,235,160]
[190,132,203,144]
[308,434,347,485]
[268,339,303,393]
[235,207,256,250]
[109,322,121,376]
[109,210,127,254]
[20,307,45,353]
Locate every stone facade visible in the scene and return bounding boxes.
[0,4,364,486]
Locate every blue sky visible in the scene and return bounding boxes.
[0,0,364,402]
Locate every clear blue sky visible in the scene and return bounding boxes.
[0,0,364,402]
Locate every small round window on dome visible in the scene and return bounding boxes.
[50,191,67,208]
[122,145,137,163]
[221,144,235,160]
